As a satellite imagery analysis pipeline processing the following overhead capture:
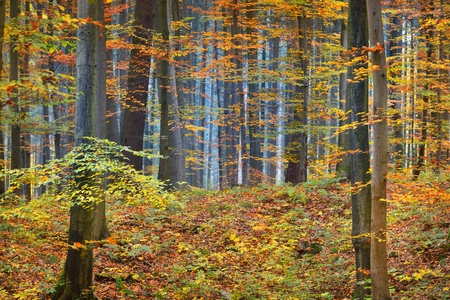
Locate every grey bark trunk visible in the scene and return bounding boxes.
[10,0,20,180]
[93,0,110,242]
[0,0,5,197]
[120,0,156,170]
[246,0,262,184]
[348,0,371,297]
[285,11,308,184]
[51,0,100,297]
[156,0,185,189]
[336,10,349,176]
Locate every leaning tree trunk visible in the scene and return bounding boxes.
[348,0,371,297]
[367,0,390,298]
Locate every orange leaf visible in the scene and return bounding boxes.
[107,237,117,245]
[74,242,83,249]
[31,20,38,30]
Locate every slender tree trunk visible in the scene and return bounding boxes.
[336,9,349,176]
[19,0,31,201]
[413,2,434,179]
[387,14,403,168]
[367,0,390,298]
[348,0,371,297]
[298,12,308,183]
[267,33,279,183]
[0,0,5,198]
[246,0,261,184]
[120,0,156,170]
[10,0,20,182]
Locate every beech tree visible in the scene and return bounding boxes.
[0,0,6,197]
[155,0,186,189]
[347,0,371,297]
[10,0,20,186]
[120,0,156,170]
[51,0,102,297]
[367,0,390,298]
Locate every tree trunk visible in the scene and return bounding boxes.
[51,0,100,297]
[10,0,20,183]
[246,0,262,184]
[336,8,349,177]
[120,0,156,170]
[156,0,185,189]
[285,11,308,184]
[348,0,371,297]
[387,14,403,169]
[413,2,434,179]
[93,0,110,242]
[0,0,5,198]
[367,0,390,298]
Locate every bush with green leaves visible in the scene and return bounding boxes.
[0,138,174,219]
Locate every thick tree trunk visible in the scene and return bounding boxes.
[367,0,390,298]
[93,0,110,242]
[285,11,308,184]
[156,0,185,189]
[348,0,371,297]
[51,0,100,298]
[120,0,156,170]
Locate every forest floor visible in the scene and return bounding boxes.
[0,173,449,299]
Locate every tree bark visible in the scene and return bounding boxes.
[366,0,390,298]
[10,0,20,183]
[156,0,185,189]
[246,0,262,184]
[0,0,5,197]
[336,8,349,177]
[413,2,434,179]
[285,10,308,184]
[51,0,100,297]
[348,0,371,297]
[120,0,156,170]
[93,0,110,242]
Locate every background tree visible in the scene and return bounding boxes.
[10,0,20,191]
[120,0,156,170]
